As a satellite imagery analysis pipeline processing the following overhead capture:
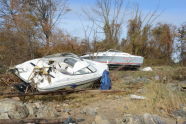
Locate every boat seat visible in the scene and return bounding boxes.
[55,62,68,72]
[66,66,74,74]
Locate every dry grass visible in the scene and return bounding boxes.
[119,81,186,117]
[111,66,186,117]
[0,66,185,118]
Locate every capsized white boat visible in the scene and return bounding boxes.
[11,53,108,92]
[81,49,144,69]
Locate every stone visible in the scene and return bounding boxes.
[115,118,124,124]
[25,103,37,117]
[63,108,71,113]
[0,98,29,119]
[166,83,181,91]
[63,117,77,124]
[36,105,59,118]
[154,75,160,80]
[94,115,111,124]
[114,95,121,99]
[82,107,98,116]
[122,114,143,124]
[92,121,96,124]
[12,97,20,101]
[172,109,186,119]
[63,103,69,107]
[125,77,150,84]
[121,113,173,124]
[33,101,43,109]
[143,113,166,124]
[0,113,9,119]
[76,118,85,123]
[179,80,186,91]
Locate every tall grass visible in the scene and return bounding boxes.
[121,81,186,117]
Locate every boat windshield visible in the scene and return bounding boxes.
[43,53,80,59]
[107,49,121,52]
[61,53,79,58]
[63,57,97,75]
[74,65,96,75]
[64,58,77,67]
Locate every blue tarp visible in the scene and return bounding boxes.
[100,70,111,90]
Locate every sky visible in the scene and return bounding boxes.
[60,0,186,39]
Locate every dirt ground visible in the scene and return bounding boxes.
[0,66,186,124]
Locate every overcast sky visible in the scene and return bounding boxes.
[60,0,186,39]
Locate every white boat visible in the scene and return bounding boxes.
[11,53,108,92]
[81,49,144,70]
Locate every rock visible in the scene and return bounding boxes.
[76,118,85,123]
[92,121,96,124]
[63,103,69,107]
[63,108,71,113]
[122,114,143,124]
[130,94,146,100]
[94,115,111,124]
[172,107,186,119]
[136,88,144,94]
[143,113,166,124]
[125,77,150,84]
[121,113,173,124]
[176,117,186,124]
[0,98,29,119]
[154,75,160,80]
[114,95,122,99]
[82,107,98,116]
[36,105,59,118]
[55,104,62,112]
[12,97,20,101]
[0,113,9,119]
[166,83,181,91]
[179,80,186,91]
[33,101,43,109]
[63,117,77,124]
[25,103,37,117]
[141,67,153,71]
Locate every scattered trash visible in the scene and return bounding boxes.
[130,94,146,100]
[141,67,153,71]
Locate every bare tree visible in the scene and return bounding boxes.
[0,0,39,59]
[152,23,176,63]
[30,0,69,47]
[178,23,186,65]
[126,5,160,56]
[0,0,69,64]
[84,0,126,49]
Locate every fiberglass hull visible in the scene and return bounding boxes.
[13,54,108,92]
[81,50,144,70]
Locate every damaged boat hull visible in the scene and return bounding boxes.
[81,50,144,70]
[12,53,108,92]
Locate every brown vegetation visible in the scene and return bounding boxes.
[0,0,185,67]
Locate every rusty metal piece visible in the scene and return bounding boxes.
[0,118,65,124]
[0,89,126,98]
